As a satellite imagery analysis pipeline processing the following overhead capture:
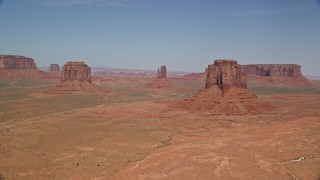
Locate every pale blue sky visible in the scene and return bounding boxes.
[0,0,319,75]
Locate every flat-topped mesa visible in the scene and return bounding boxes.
[205,59,247,91]
[50,64,60,72]
[241,64,303,78]
[61,61,91,82]
[0,55,37,69]
[157,65,167,78]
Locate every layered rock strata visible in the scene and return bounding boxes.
[241,64,305,79]
[0,55,37,69]
[0,55,45,80]
[206,60,247,90]
[61,61,91,82]
[182,59,273,114]
[49,61,106,94]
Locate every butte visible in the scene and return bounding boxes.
[146,65,172,88]
[182,59,273,115]
[48,61,106,94]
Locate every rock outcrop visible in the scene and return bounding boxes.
[157,65,167,78]
[241,64,313,86]
[50,64,60,72]
[182,59,273,115]
[61,61,91,82]
[241,64,304,78]
[0,55,45,80]
[147,65,172,88]
[206,60,247,90]
[49,61,106,94]
[0,55,37,69]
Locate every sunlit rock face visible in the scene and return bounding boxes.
[205,59,247,91]
[61,61,91,83]
[0,55,37,69]
[241,64,303,78]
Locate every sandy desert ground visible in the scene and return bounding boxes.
[0,77,320,180]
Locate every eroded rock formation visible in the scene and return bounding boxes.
[61,61,91,82]
[0,55,45,80]
[157,65,167,78]
[147,65,171,88]
[206,60,247,90]
[182,59,273,114]
[0,55,37,69]
[241,64,303,78]
[50,64,60,72]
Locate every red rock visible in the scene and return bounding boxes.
[48,61,109,94]
[157,65,167,78]
[0,55,46,80]
[147,65,171,88]
[205,59,247,91]
[61,61,91,82]
[241,64,305,79]
[181,59,273,114]
[0,55,37,69]
[50,64,60,72]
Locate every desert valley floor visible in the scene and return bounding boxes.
[0,77,320,179]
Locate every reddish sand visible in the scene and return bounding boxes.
[0,76,319,179]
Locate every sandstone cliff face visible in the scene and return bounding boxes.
[205,60,247,91]
[0,55,45,80]
[49,61,108,94]
[61,61,91,82]
[0,55,37,69]
[50,64,60,72]
[157,65,167,78]
[241,64,303,78]
[182,59,273,114]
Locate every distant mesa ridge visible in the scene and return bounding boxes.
[241,64,304,78]
[0,55,37,69]
[0,55,45,80]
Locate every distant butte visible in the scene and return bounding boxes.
[182,59,273,115]
[241,64,306,79]
[157,65,167,78]
[147,65,172,88]
[241,64,317,87]
[50,64,60,72]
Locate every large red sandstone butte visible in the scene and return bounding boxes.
[0,55,45,80]
[61,61,91,82]
[49,61,106,94]
[182,59,272,114]
[206,60,247,90]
